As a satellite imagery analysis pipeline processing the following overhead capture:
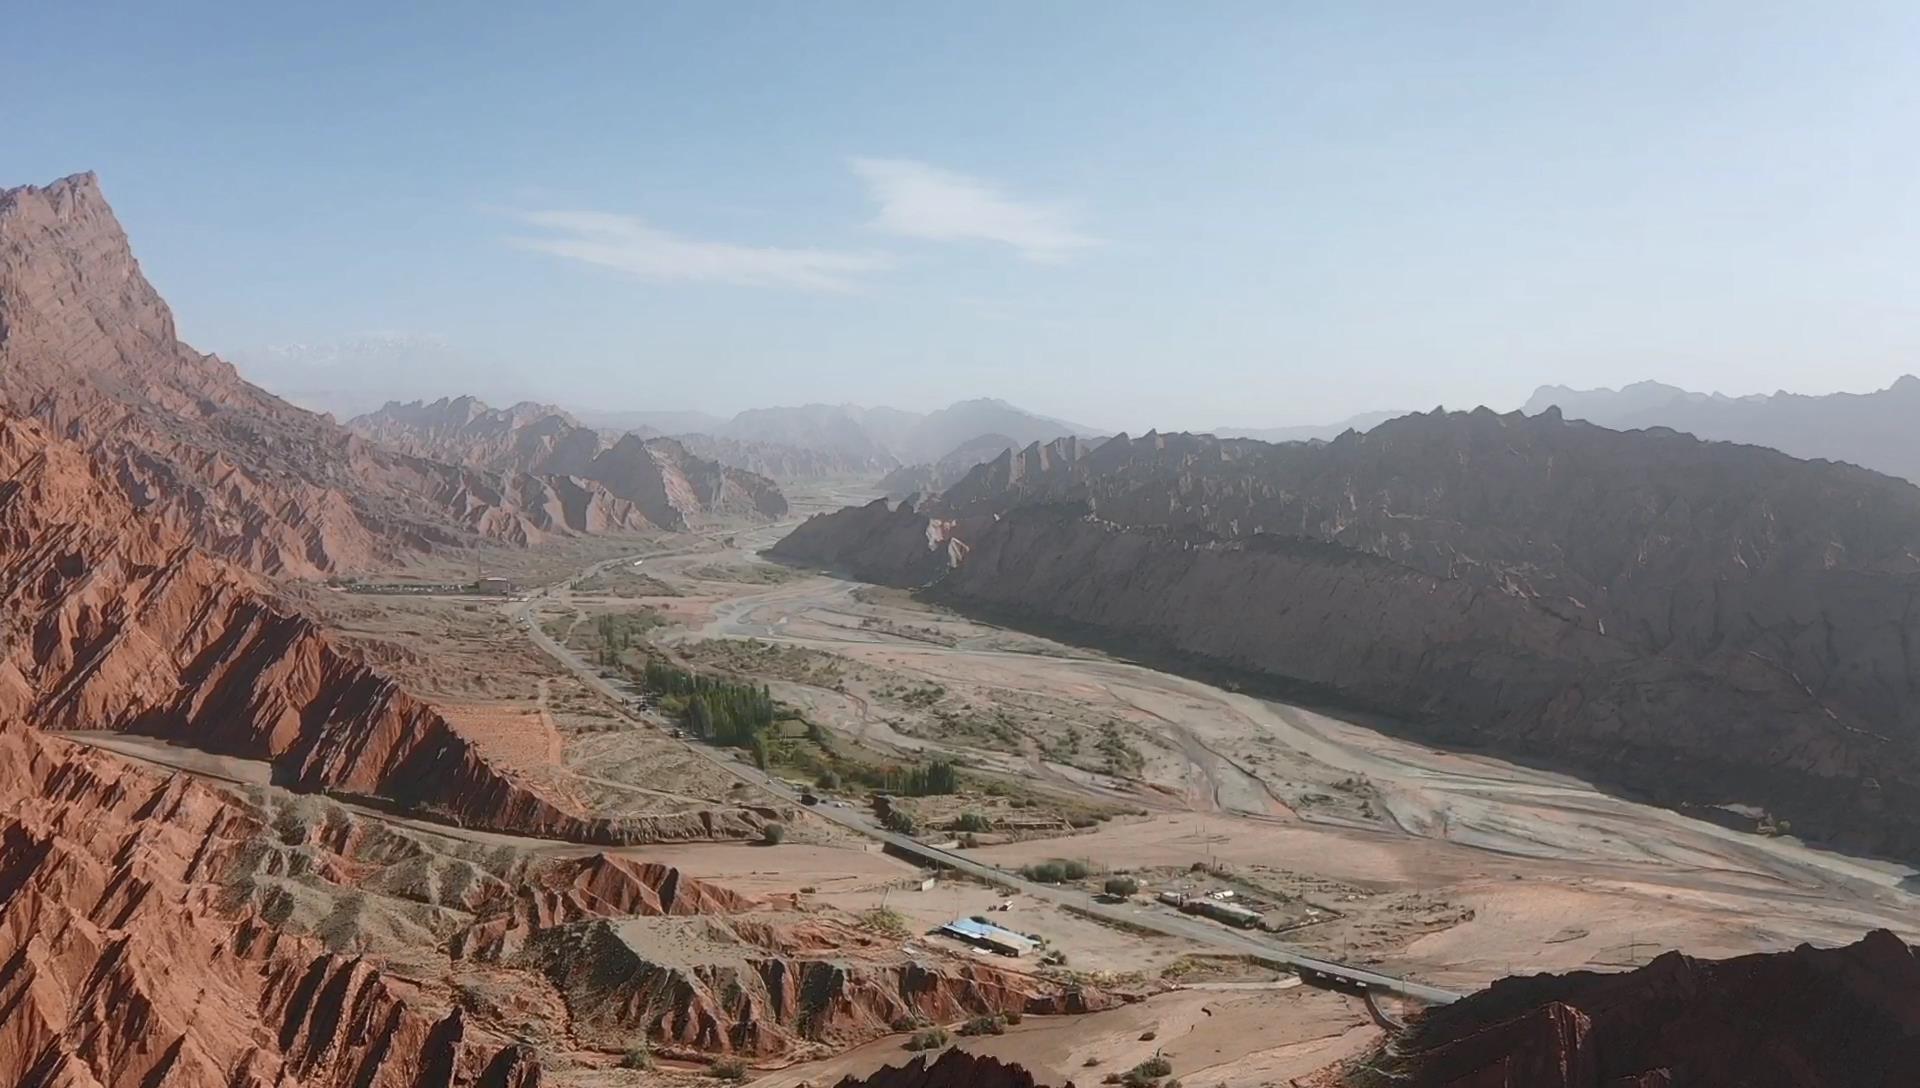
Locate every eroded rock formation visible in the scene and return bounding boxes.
[531,913,1116,1058]
[771,411,1920,856]
[0,173,648,575]
[350,397,789,525]
[1374,930,1920,1087]
[0,718,541,1087]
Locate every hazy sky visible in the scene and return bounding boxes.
[6,3,1919,430]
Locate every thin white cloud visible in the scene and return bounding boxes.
[851,157,1097,263]
[512,210,892,292]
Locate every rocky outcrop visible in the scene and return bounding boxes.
[1376,930,1920,1087]
[451,854,760,960]
[350,398,790,525]
[834,1050,1072,1088]
[587,434,789,525]
[0,718,540,1088]
[772,410,1920,857]
[0,173,644,575]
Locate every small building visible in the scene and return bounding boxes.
[473,576,518,596]
[939,917,1036,957]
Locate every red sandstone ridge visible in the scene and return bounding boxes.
[0,172,651,575]
[0,404,766,844]
[1362,930,1920,1087]
[833,1050,1072,1088]
[0,718,540,1087]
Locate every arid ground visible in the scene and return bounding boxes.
[59,484,1920,1085]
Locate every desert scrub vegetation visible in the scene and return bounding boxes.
[858,906,911,937]
[905,1027,951,1051]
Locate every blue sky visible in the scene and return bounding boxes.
[6,2,1919,429]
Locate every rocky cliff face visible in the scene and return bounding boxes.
[0,174,648,575]
[351,398,789,525]
[0,718,541,1088]
[1371,930,1920,1087]
[771,410,1920,857]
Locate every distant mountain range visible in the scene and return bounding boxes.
[571,396,1097,482]
[1524,376,1920,484]
[1209,409,1410,443]
[681,397,1093,468]
[348,396,788,525]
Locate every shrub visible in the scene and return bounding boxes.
[905,1027,950,1051]
[1020,858,1096,884]
[760,822,786,845]
[859,906,910,937]
[816,770,842,790]
[954,811,992,833]
[1002,1009,1023,1025]
[1104,876,1141,898]
[882,808,918,835]
[1133,1055,1174,1078]
[1021,861,1068,884]
[958,1014,1006,1036]
[708,1057,749,1080]
[619,1044,653,1070]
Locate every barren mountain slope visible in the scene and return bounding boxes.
[0,173,647,575]
[351,397,790,525]
[0,404,771,844]
[771,409,1920,856]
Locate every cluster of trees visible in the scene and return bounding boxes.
[640,659,775,748]
[1019,858,1094,884]
[874,759,959,797]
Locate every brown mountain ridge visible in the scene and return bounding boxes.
[772,410,1920,858]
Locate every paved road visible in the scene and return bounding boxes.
[507,547,1462,1006]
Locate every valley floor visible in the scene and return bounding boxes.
[60,484,1920,1085]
